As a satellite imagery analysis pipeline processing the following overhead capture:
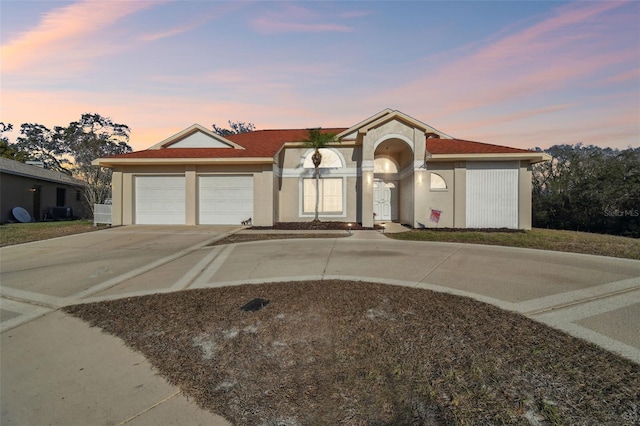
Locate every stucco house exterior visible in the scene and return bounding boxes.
[0,157,87,223]
[93,109,549,229]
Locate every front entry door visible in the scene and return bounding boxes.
[373,179,391,221]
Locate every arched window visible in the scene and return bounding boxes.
[374,157,399,173]
[302,148,343,168]
[430,173,447,190]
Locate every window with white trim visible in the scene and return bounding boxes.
[302,149,343,168]
[430,173,447,190]
[303,178,343,213]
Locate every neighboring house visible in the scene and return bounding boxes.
[93,109,550,229]
[0,157,86,223]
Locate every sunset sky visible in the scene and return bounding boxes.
[1,0,638,152]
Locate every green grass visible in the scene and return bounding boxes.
[0,220,101,247]
[387,228,640,260]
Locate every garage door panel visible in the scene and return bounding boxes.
[135,176,185,225]
[199,175,253,225]
[466,162,518,229]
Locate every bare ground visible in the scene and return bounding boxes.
[64,280,640,426]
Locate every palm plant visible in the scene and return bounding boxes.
[303,128,338,222]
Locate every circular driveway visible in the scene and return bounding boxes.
[1,226,639,425]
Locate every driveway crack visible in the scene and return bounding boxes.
[321,238,338,279]
[414,243,465,286]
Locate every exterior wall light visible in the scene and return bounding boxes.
[29,187,37,192]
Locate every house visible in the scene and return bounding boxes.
[93,109,550,229]
[0,157,87,223]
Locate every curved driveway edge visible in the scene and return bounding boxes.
[1,226,639,425]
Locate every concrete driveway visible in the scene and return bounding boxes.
[1,226,639,425]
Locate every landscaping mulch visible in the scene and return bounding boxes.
[251,221,381,231]
[64,280,640,425]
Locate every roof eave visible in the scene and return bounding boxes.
[428,152,551,164]
[92,157,274,167]
[0,168,87,187]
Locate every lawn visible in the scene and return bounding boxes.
[0,220,100,247]
[386,228,640,260]
[65,280,640,425]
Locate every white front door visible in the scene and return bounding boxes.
[373,179,392,221]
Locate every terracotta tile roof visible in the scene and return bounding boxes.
[107,128,347,159]
[106,128,533,160]
[427,138,533,155]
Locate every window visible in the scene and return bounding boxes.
[56,188,66,206]
[430,173,447,190]
[302,149,343,168]
[303,178,343,213]
[374,158,398,173]
[76,190,82,201]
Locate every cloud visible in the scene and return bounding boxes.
[139,2,244,42]
[0,0,161,73]
[251,4,353,34]
[364,0,638,148]
[600,68,640,85]
[381,1,633,108]
[452,104,576,132]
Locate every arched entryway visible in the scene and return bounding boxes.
[373,138,414,223]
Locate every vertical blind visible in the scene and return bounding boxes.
[303,178,343,213]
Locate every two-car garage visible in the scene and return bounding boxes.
[134,175,254,225]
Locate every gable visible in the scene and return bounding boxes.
[337,109,452,140]
[149,124,243,150]
[168,131,233,148]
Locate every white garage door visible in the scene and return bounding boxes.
[466,162,518,228]
[199,175,253,225]
[135,176,185,224]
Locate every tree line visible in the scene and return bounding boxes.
[532,144,640,237]
[1,114,133,213]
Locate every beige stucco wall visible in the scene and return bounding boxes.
[453,162,467,228]
[414,163,455,228]
[398,174,414,225]
[519,161,533,230]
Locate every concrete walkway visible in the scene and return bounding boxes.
[1,225,639,425]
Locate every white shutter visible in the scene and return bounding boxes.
[466,162,518,228]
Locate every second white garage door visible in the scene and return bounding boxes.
[199,175,253,225]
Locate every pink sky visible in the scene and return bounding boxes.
[1,1,638,151]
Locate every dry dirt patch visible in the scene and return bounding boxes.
[64,280,639,425]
